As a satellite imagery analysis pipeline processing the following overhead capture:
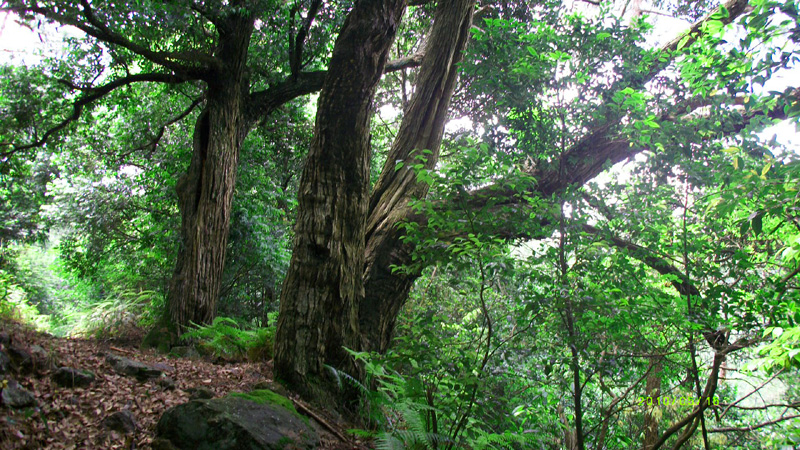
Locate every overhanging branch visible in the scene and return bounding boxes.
[582,223,701,298]
[124,95,205,157]
[2,2,217,77]
[1,72,186,158]
[290,0,323,79]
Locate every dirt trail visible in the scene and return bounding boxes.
[0,320,363,449]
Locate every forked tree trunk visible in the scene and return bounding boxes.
[274,0,407,395]
[355,0,755,355]
[145,15,255,348]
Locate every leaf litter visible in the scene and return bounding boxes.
[0,320,371,449]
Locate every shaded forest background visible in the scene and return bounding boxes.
[1,0,800,448]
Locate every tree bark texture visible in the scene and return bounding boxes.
[166,14,255,334]
[643,357,663,450]
[361,0,477,353]
[155,9,425,346]
[274,0,407,393]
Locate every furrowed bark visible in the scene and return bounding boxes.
[361,0,478,353]
[145,13,255,348]
[644,357,663,450]
[149,13,426,349]
[274,0,407,396]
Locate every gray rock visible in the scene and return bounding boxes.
[103,409,137,434]
[151,362,174,373]
[252,380,290,398]
[1,379,36,408]
[106,353,162,381]
[0,350,9,374]
[155,390,317,450]
[252,380,271,390]
[52,367,96,388]
[170,346,201,359]
[186,386,215,400]
[158,376,176,391]
[7,344,34,372]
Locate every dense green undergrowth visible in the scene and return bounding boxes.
[180,316,276,362]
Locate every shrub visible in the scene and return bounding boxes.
[0,270,49,330]
[66,290,159,338]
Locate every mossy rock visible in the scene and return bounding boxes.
[155,389,318,450]
[229,390,308,425]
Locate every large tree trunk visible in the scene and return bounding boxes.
[361,0,477,352]
[144,15,255,349]
[274,0,407,396]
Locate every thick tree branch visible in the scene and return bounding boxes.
[361,0,478,352]
[582,224,700,298]
[1,72,186,158]
[245,71,327,128]
[385,52,425,71]
[465,0,754,206]
[466,84,798,216]
[245,53,424,126]
[3,2,217,77]
[652,0,751,73]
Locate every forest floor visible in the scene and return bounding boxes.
[0,319,369,449]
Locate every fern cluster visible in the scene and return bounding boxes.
[180,316,274,361]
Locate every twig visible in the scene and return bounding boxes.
[109,346,134,355]
[292,398,350,443]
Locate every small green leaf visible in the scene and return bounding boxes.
[749,211,764,235]
[677,34,692,51]
[739,219,750,236]
[752,215,763,235]
[761,162,772,178]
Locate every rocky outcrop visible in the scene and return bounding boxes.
[52,367,96,388]
[1,379,36,408]
[153,389,318,450]
[103,409,138,434]
[105,353,163,381]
